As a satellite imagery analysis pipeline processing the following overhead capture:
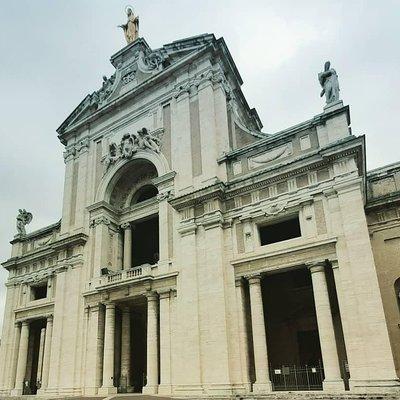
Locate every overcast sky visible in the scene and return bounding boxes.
[0,0,399,334]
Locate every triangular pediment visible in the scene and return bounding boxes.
[57,34,216,137]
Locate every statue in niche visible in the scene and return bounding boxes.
[16,209,33,236]
[119,6,139,44]
[318,61,340,104]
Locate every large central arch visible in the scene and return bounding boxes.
[95,150,170,205]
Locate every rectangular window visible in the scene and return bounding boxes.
[259,216,301,246]
[31,283,47,300]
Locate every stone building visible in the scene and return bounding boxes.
[0,33,399,397]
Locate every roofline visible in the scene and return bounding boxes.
[57,34,260,142]
[219,105,350,161]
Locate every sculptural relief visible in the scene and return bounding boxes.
[319,61,340,104]
[102,127,163,169]
[16,209,33,236]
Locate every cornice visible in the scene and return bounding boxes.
[10,220,61,245]
[50,232,88,251]
[169,181,226,211]
[219,105,350,162]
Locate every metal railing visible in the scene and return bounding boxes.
[270,362,324,391]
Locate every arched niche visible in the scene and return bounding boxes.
[95,150,169,206]
[107,159,157,210]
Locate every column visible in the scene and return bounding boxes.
[308,262,344,391]
[8,322,21,390]
[235,278,251,391]
[99,303,117,395]
[84,305,104,395]
[120,306,131,392]
[248,275,272,393]
[143,292,159,394]
[36,327,46,386]
[11,320,29,395]
[158,290,172,395]
[37,315,53,393]
[122,223,132,270]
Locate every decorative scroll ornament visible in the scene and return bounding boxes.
[157,189,174,202]
[16,209,33,236]
[89,216,111,228]
[63,138,90,162]
[264,202,288,216]
[173,69,232,99]
[137,49,167,73]
[103,127,163,169]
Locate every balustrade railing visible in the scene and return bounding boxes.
[96,264,153,287]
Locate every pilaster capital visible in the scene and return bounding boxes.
[247,274,262,285]
[89,304,101,313]
[89,216,111,229]
[146,291,158,302]
[104,301,116,310]
[235,276,245,288]
[323,188,338,199]
[330,259,339,270]
[45,314,53,323]
[14,321,21,328]
[158,289,172,300]
[121,222,131,230]
[307,260,327,274]
[21,320,30,327]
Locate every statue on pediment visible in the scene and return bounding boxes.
[16,209,33,236]
[319,61,340,104]
[119,6,139,44]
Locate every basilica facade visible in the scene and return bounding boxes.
[0,33,399,397]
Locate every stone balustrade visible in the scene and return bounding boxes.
[96,264,153,288]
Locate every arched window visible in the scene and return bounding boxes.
[133,185,158,204]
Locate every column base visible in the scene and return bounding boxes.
[158,384,172,395]
[142,384,158,394]
[323,379,345,392]
[349,379,400,393]
[252,381,273,393]
[83,387,99,396]
[98,385,118,395]
[10,388,23,396]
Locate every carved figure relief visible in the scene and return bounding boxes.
[102,127,163,169]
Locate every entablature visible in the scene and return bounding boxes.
[232,235,337,278]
